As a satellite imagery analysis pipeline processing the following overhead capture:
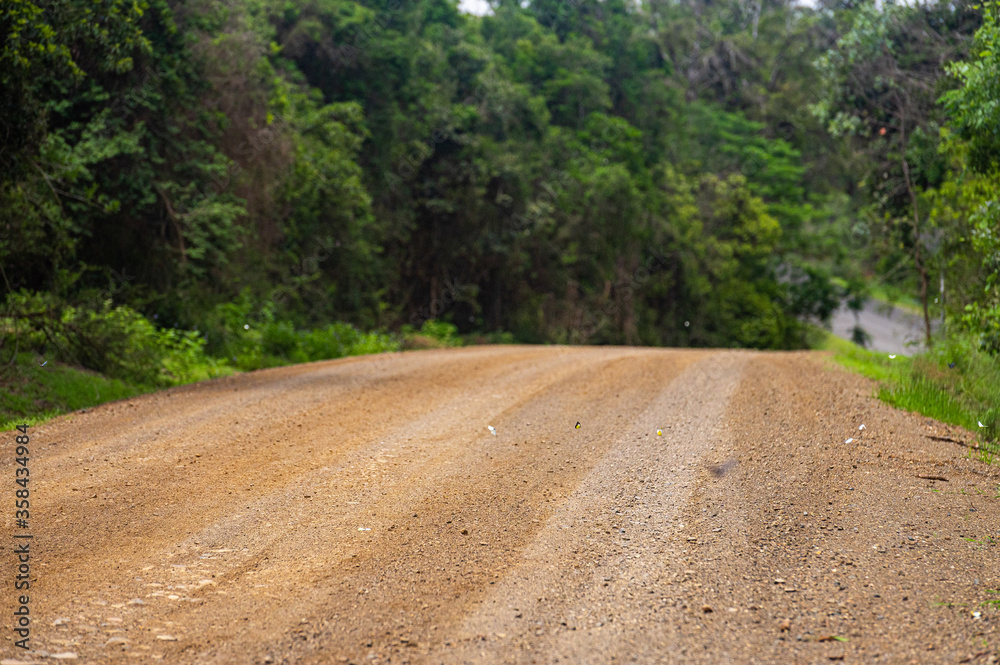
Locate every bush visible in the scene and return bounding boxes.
[158,328,229,384]
[418,319,461,347]
[962,302,1000,356]
[850,325,871,348]
[346,329,398,356]
[261,321,300,359]
[300,323,397,361]
[299,323,352,361]
[2,291,224,387]
[202,290,260,364]
[3,290,401,389]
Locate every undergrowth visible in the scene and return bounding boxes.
[1,289,468,429]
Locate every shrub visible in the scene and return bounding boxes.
[2,291,224,387]
[418,319,460,347]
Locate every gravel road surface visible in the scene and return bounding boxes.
[2,346,997,664]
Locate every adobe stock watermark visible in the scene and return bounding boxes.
[263,235,344,313]
[408,278,475,329]
[382,75,496,193]
[383,63,631,199]
[504,139,634,239]
[575,246,677,342]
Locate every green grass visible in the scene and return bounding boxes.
[0,317,470,431]
[818,332,904,383]
[877,370,972,433]
[817,330,999,455]
[0,352,146,430]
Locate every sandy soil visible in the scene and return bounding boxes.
[1,346,997,664]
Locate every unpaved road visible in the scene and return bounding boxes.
[829,301,932,356]
[2,346,999,665]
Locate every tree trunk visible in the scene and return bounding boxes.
[491,271,502,331]
[916,253,931,347]
[898,121,933,347]
[155,184,187,265]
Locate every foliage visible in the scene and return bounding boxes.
[811,0,982,345]
[417,319,461,347]
[201,290,398,370]
[1,0,994,363]
[941,1,1000,176]
[0,0,152,182]
[936,2,1000,353]
[1,291,227,386]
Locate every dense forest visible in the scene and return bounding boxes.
[0,0,998,378]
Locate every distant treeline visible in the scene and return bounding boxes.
[1,0,997,352]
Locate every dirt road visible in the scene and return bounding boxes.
[829,301,931,356]
[2,346,998,664]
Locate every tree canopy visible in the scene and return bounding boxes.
[0,0,996,354]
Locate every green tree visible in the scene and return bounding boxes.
[811,0,980,345]
[938,0,1000,351]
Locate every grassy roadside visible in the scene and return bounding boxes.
[0,352,150,430]
[817,330,999,457]
[0,319,465,431]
